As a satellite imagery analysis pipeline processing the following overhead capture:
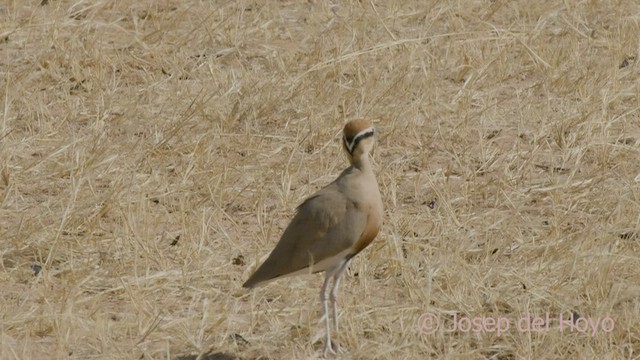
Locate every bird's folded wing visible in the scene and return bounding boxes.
[243,187,368,287]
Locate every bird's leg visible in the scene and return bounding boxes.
[329,259,351,331]
[320,270,336,356]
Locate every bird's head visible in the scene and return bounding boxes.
[342,119,376,166]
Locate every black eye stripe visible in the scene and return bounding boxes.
[344,128,374,154]
[353,129,374,143]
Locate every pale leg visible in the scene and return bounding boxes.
[329,258,351,332]
[320,269,336,356]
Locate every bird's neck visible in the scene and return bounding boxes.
[351,153,372,172]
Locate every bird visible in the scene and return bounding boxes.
[243,119,384,356]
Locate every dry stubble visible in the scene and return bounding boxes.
[1,1,639,359]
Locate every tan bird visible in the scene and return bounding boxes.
[243,119,383,355]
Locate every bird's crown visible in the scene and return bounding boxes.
[343,119,375,155]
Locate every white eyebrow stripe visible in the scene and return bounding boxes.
[344,127,375,153]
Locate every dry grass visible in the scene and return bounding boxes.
[1,0,640,359]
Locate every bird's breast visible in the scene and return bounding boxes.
[349,190,383,256]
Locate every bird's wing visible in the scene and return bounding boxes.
[243,185,368,287]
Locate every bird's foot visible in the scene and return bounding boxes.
[322,339,340,358]
[323,346,336,357]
